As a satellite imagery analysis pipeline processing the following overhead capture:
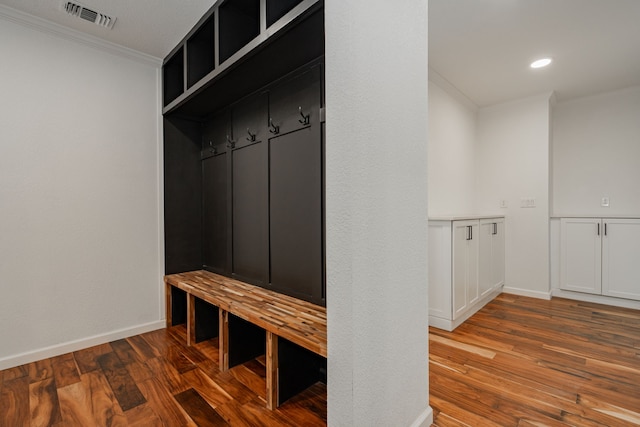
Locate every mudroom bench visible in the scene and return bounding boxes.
[164,270,327,409]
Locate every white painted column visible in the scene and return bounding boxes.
[325,2,431,425]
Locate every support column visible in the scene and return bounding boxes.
[325,1,432,425]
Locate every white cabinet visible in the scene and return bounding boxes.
[429,216,505,331]
[452,220,479,319]
[560,218,640,301]
[479,218,505,298]
[560,218,602,294]
[603,219,640,300]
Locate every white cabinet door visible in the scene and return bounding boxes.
[479,218,505,298]
[428,221,452,319]
[492,219,505,290]
[602,218,640,301]
[452,220,479,319]
[560,218,602,294]
[479,220,493,298]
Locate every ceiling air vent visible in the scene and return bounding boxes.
[61,2,116,29]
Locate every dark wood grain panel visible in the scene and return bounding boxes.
[136,378,193,427]
[27,358,53,383]
[96,352,146,412]
[3,364,28,382]
[73,343,112,375]
[50,353,80,388]
[123,403,164,427]
[0,376,29,427]
[143,357,191,395]
[110,339,154,383]
[181,367,233,408]
[174,388,229,426]
[229,364,266,401]
[29,377,62,427]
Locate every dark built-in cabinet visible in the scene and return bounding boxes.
[163,0,325,306]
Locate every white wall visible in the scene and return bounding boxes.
[476,94,553,298]
[325,1,431,425]
[428,77,477,216]
[553,86,640,216]
[0,14,163,368]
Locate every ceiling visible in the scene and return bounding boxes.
[0,0,216,59]
[1,0,639,107]
[429,0,640,106]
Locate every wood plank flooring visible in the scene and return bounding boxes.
[430,293,640,426]
[2,293,639,426]
[0,325,326,427]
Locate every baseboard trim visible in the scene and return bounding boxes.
[503,287,552,300]
[551,289,640,310]
[0,320,165,371]
[410,406,434,427]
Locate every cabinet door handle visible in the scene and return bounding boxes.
[605,223,607,236]
[493,222,497,235]
[597,223,600,236]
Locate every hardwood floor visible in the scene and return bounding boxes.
[0,325,326,427]
[430,293,640,426]
[2,294,639,426]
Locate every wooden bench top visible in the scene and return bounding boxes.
[165,270,327,358]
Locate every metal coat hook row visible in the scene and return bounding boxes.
[246,128,256,142]
[298,106,310,125]
[209,141,217,154]
[226,134,235,149]
[269,118,280,134]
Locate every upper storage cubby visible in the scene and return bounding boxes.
[218,0,260,64]
[163,47,184,106]
[266,0,304,27]
[187,14,215,88]
[162,0,323,118]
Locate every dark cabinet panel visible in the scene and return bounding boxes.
[266,0,304,27]
[269,126,323,303]
[202,152,228,274]
[202,110,231,157]
[218,0,260,64]
[232,92,268,149]
[232,142,268,284]
[269,66,321,136]
[187,14,215,89]
[163,47,184,106]
[164,116,202,274]
[231,93,269,285]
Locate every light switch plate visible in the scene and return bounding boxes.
[601,197,610,207]
[520,197,536,208]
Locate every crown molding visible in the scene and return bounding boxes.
[0,3,161,67]
[428,67,478,111]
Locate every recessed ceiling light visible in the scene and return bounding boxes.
[530,58,552,69]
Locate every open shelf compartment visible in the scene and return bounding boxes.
[187,14,216,88]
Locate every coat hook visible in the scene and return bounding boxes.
[246,128,256,142]
[209,140,216,154]
[298,106,310,125]
[226,134,235,149]
[269,118,280,134]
